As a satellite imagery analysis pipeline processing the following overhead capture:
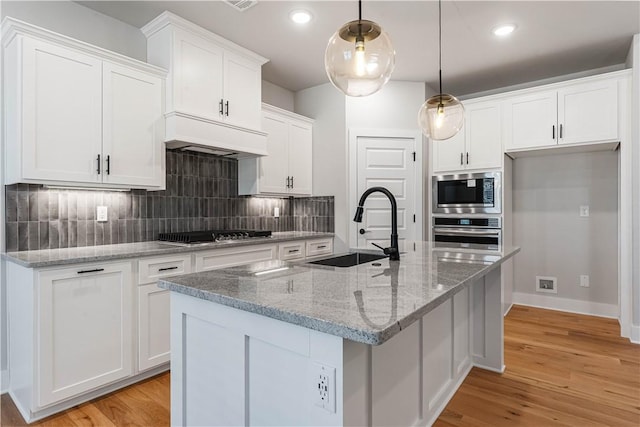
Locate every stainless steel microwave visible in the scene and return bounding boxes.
[432,171,502,214]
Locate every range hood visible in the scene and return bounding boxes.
[164,111,268,158]
[142,11,269,158]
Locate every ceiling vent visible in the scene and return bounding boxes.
[224,0,258,12]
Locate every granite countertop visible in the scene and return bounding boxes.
[1,231,334,268]
[159,243,520,345]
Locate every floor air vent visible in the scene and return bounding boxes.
[224,0,258,12]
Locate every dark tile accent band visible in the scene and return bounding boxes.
[5,150,334,251]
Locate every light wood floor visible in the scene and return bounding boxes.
[2,305,639,426]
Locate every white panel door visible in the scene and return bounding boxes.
[138,284,170,371]
[504,90,557,150]
[38,262,133,407]
[21,38,102,183]
[432,123,466,173]
[260,112,289,194]
[558,79,618,145]
[465,101,503,170]
[356,135,416,252]
[224,51,262,130]
[174,30,224,119]
[102,62,164,188]
[287,121,313,195]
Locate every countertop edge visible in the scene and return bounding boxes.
[1,232,335,268]
[159,246,520,345]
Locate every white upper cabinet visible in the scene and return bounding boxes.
[103,62,165,188]
[433,100,502,173]
[2,18,166,190]
[238,104,313,196]
[143,12,268,157]
[504,73,621,152]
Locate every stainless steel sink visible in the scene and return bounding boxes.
[307,252,387,267]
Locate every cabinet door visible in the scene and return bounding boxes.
[557,79,618,145]
[223,51,262,130]
[260,112,289,194]
[287,121,313,195]
[102,62,165,188]
[173,29,224,119]
[504,90,557,150]
[465,102,502,170]
[21,38,102,183]
[38,262,133,407]
[138,283,170,371]
[432,124,466,173]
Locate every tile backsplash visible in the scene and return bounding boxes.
[5,149,334,251]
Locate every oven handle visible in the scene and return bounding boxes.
[433,228,501,236]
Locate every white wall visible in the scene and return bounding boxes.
[1,0,146,61]
[626,34,640,337]
[295,84,348,252]
[512,151,619,315]
[345,81,425,130]
[261,80,294,112]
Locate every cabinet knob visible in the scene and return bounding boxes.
[359,228,367,235]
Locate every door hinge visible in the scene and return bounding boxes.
[413,214,416,223]
[412,151,416,162]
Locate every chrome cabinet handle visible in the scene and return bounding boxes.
[552,125,555,139]
[158,266,179,272]
[219,99,224,115]
[106,155,111,175]
[225,101,229,116]
[96,154,101,174]
[317,245,327,249]
[288,249,300,254]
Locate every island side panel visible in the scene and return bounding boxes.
[471,266,505,372]
[170,292,344,427]
[343,271,503,427]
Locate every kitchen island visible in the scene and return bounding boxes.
[159,243,519,426]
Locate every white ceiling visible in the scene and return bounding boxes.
[76,1,640,96]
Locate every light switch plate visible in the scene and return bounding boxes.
[97,206,108,222]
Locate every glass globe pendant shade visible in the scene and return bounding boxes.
[418,94,465,140]
[325,19,395,97]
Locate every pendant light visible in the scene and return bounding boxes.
[418,0,464,140]
[324,0,395,97]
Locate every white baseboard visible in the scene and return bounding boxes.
[423,362,473,427]
[1,369,8,394]
[511,292,618,318]
[503,303,514,317]
[630,323,640,344]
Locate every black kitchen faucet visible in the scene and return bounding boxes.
[353,186,400,261]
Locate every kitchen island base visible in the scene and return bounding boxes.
[170,267,503,426]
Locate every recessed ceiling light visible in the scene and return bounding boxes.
[492,24,516,37]
[290,10,312,24]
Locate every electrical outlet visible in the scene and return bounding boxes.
[580,205,590,217]
[274,207,280,218]
[536,276,557,294]
[580,275,590,288]
[314,363,335,413]
[96,206,108,222]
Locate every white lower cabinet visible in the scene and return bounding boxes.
[37,262,134,407]
[305,238,334,258]
[137,254,192,372]
[195,244,277,272]
[278,241,306,261]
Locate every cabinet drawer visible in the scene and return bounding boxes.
[279,242,305,261]
[138,254,192,285]
[195,244,276,272]
[306,239,333,258]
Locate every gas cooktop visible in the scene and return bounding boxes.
[158,230,272,244]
